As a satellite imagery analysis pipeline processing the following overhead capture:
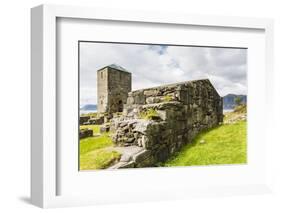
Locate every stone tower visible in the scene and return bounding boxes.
[97,64,132,113]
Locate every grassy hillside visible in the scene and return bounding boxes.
[164,121,247,166]
[164,106,247,167]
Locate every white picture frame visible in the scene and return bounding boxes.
[31,4,274,208]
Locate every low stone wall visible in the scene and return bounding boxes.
[87,117,104,125]
[79,128,93,139]
[80,115,104,125]
[111,79,223,168]
[79,116,90,125]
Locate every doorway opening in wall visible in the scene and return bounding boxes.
[118,100,123,112]
[78,41,247,171]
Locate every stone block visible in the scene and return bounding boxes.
[100,124,110,133]
[79,128,93,139]
[132,149,151,163]
[141,135,149,148]
[127,97,134,105]
[133,120,151,134]
[144,89,159,97]
[155,146,169,162]
[146,96,161,104]
[157,110,167,120]
[120,154,132,162]
[79,116,90,125]
[134,93,145,104]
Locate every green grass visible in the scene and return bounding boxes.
[79,125,120,170]
[164,121,247,167]
[80,134,113,155]
[163,95,173,102]
[80,149,121,170]
[139,108,159,120]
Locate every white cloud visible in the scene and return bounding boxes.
[79,42,247,105]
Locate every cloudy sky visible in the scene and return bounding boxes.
[80,42,247,106]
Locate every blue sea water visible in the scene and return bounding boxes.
[80,109,97,115]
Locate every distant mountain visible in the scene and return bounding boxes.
[223,94,247,109]
[80,104,97,111]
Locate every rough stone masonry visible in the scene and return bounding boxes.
[110,79,223,168]
[97,64,132,113]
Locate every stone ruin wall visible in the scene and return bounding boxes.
[111,79,223,168]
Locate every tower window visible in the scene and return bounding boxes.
[101,72,103,79]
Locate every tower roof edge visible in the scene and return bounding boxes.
[97,64,131,74]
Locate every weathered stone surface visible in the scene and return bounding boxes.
[120,154,131,162]
[111,79,223,167]
[146,96,161,104]
[79,128,93,139]
[132,150,151,163]
[100,123,110,133]
[97,65,132,113]
[80,115,105,125]
[106,146,148,168]
[93,65,223,168]
[157,110,167,120]
[119,161,135,168]
[141,135,149,148]
[133,120,152,134]
[108,161,135,169]
[79,116,90,125]
[144,89,159,96]
[88,116,104,125]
